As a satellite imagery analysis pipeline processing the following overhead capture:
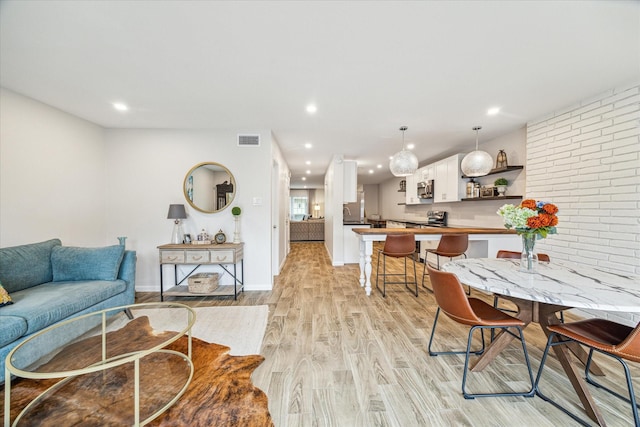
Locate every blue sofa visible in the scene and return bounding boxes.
[0,239,136,383]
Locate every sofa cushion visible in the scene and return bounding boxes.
[0,282,13,307]
[0,239,61,293]
[0,315,27,347]
[51,245,125,282]
[1,280,127,334]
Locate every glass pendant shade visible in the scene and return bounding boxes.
[461,126,493,177]
[390,149,419,177]
[389,126,418,177]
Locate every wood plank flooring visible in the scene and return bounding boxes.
[137,242,638,427]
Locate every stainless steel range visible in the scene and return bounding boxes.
[426,211,447,227]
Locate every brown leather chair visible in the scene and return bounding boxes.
[375,234,418,297]
[422,234,469,292]
[535,319,640,426]
[426,265,535,399]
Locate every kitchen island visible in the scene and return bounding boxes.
[352,227,519,296]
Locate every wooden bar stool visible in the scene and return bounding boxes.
[421,234,468,292]
[375,234,418,297]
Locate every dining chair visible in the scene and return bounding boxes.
[375,234,418,297]
[426,265,535,399]
[421,234,469,292]
[493,250,562,322]
[535,318,640,426]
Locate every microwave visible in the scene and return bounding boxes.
[417,180,434,199]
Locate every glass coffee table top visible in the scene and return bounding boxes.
[5,302,196,426]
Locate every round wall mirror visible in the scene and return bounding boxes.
[184,162,236,213]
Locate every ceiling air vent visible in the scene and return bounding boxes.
[237,134,260,147]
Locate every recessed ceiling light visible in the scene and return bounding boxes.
[377,164,382,168]
[306,170,311,174]
[305,143,312,149]
[487,107,501,115]
[305,160,311,165]
[369,169,374,174]
[407,143,415,150]
[306,104,317,114]
[113,102,128,111]
[302,177,306,181]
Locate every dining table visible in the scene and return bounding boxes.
[441,258,640,426]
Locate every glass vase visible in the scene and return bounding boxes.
[520,234,538,273]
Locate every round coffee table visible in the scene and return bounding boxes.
[4,302,196,426]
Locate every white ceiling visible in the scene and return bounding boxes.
[1,1,638,188]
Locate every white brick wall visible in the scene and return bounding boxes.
[526,82,640,325]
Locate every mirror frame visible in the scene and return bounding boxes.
[183,162,236,213]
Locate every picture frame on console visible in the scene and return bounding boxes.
[183,234,192,244]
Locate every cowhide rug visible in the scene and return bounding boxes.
[2,317,273,426]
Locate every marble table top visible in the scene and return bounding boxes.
[441,258,640,312]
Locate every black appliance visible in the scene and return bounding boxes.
[426,211,447,227]
[417,180,434,199]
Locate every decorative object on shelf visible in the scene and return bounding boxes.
[494,177,508,196]
[232,206,242,243]
[481,186,498,197]
[183,234,192,244]
[496,149,508,169]
[497,199,559,272]
[461,126,493,177]
[399,179,406,191]
[214,229,227,244]
[389,126,418,177]
[188,272,219,293]
[466,179,475,198]
[167,204,187,244]
[193,228,211,244]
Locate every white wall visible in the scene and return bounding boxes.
[0,88,108,247]
[526,81,640,325]
[103,128,275,291]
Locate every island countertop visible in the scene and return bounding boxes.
[351,227,516,235]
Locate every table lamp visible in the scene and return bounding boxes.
[167,204,187,244]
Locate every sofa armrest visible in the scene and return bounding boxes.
[118,250,137,299]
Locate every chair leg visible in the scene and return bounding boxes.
[462,325,535,399]
[406,256,418,297]
[421,260,432,291]
[428,308,485,357]
[584,348,640,425]
[535,333,591,426]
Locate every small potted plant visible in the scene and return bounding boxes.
[232,206,242,243]
[494,178,508,196]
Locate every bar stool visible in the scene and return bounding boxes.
[375,234,418,297]
[421,233,468,291]
[426,265,536,399]
[535,318,640,426]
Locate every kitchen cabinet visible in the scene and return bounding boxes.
[434,154,465,203]
[405,171,420,205]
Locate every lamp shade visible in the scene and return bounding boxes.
[389,150,419,177]
[167,204,187,219]
[460,126,493,177]
[461,150,494,177]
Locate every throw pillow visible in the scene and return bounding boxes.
[0,281,13,306]
[51,245,125,282]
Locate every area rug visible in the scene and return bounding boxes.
[105,305,269,355]
[2,316,273,426]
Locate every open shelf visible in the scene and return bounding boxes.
[461,196,523,202]
[462,165,523,178]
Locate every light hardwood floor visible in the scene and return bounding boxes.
[137,242,637,427]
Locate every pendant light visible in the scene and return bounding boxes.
[460,126,493,177]
[389,126,418,177]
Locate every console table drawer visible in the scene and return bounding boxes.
[161,251,185,263]
[209,250,234,263]
[186,251,209,263]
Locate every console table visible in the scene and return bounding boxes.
[158,243,244,300]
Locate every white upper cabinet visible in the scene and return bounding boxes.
[405,171,420,205]
[343,160,357,203]
[433,154,465,203]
